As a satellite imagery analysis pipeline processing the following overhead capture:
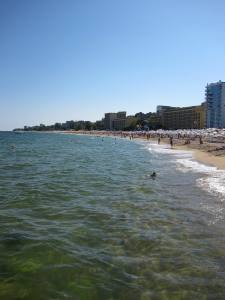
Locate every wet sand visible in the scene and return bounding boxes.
[174,143,225,170]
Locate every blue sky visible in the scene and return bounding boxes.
[0,0,225,130]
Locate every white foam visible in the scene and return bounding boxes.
[198,173,225,199]
[148,143,193,158]
[176,158,217,173]
[176,158,225,198]
[147,142,225,199]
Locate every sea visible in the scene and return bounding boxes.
[1,131,225,300]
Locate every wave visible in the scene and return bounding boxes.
[147,142,225,199]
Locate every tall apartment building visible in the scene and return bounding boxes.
[206,81,225,128]
[104,113,117,130]
[104,111,127,130]
[161,104,206,130]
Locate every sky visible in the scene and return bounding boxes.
[0,0,225,130]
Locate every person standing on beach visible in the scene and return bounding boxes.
[158,137,161,144]
[170,136,173,148]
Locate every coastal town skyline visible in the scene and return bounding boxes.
[12,80,225,132]
[1,0,225,130]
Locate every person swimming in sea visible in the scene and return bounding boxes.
[150,171,156,179]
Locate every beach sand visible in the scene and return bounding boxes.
[174,144,225,170]
[155,136,225,170]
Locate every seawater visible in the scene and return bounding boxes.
[1,132,225,300]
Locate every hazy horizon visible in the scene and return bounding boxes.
[1,0,225,130]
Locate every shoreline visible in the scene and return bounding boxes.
[174,144,225,170]
[64,130,225,171]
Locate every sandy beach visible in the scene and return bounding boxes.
[174,142,225,170]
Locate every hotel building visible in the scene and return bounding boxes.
[161,104,206,130]
[104,113,117,130]
[104,111,127,130]
[206,81,225,128]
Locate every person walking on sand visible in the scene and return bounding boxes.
[170,136,173,148]
[158,136,161,144]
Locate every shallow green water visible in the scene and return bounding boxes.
[0,132,225,299]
